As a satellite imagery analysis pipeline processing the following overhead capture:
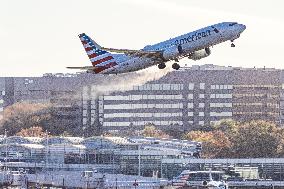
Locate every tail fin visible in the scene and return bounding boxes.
[78,33,118,71]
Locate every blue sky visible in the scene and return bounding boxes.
[0,0,283,76]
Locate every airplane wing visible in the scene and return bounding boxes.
[66,66,94,70]
[101,47,164,60]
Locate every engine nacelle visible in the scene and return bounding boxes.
[162,45,183,60]
[189,47,211,61]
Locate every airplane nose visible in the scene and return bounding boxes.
[239,24,246,32]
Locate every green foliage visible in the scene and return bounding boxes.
[231,120,281,158]
[0,102,82,137]
[183,130,231,158]
[164,128,184,139]
[16,126,46,137]
[142,124,170,139]
[0,102,51,136]
[184,119,283,158]
[212,119,239,134]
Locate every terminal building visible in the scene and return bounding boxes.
[2,136,284,181]
[0,64,283,133]
[0,136,201,177]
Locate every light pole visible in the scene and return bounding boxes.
[4,129,7,171]
[45,131,49,168]
[138,144,141,177]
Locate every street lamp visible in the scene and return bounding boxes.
[138,144,141,177]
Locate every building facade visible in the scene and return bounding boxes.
[279,71,284,125]
[101,65,281,131]
[0,65,283,133]
[0,74,86,135]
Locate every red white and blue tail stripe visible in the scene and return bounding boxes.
[79,33,118,73]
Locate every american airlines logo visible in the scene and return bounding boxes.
[175,30,212,45]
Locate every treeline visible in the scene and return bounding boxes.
[0,102,93,137]
[1,103,284,159]
[139,120,284,159]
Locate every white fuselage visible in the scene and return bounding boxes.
[104,22,246,74]
[206,180,228,189]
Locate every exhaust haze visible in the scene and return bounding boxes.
[87,66,173,99]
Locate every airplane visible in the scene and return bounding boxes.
[202,180,228,189]
[172,170,228,189]
[67,22,246,74]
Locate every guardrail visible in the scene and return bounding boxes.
[227,181,284,187]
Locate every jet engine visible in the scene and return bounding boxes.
[162,45,183,60]
[189,47,211,61]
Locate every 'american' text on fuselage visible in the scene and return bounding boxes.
[175,30,211,45]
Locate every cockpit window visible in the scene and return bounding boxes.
[211,26,219,33]
[213,28,219,33]
[229,22,238,26]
